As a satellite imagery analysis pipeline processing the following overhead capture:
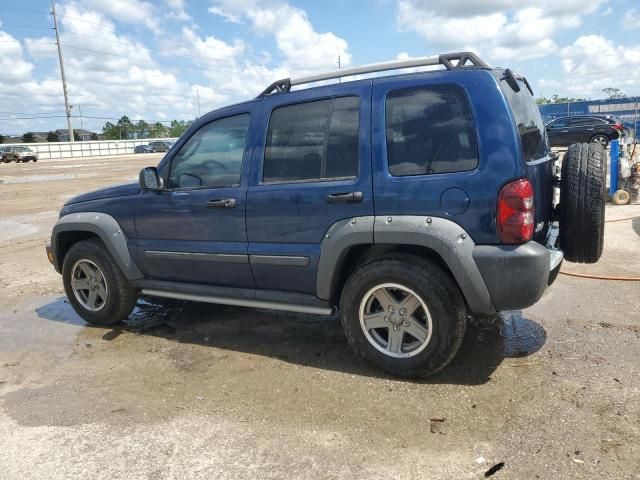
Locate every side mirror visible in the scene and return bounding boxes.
[139,167,163,191]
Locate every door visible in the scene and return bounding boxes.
[567,116,595,143]
[133,112,255,288]
[246,84,373,294]
[545,118,569,146]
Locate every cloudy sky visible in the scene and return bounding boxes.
[0,0,637,135]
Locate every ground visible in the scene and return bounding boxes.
[0,155,639,479]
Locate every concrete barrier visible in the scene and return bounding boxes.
[0,138,179,160]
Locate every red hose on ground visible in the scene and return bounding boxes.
[559,215,640,280]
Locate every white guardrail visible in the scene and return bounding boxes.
[1,138,179,160]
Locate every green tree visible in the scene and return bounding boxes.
[102,121,119,140]
[134,120,149,139]
[22,132,36,143]
[73,129,84,141]
[117,115,133,139]
[149,121,168,138]
[536,94,586,105]
[47,131,59,142]
[168,120,192,137]
[602,87,625,99]
[0,134,5,144]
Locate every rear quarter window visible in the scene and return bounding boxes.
[496,72,549,162]
[385,84,479,177]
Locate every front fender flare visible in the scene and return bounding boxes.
[51,212,143,280]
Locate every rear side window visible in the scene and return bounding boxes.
[497,73,549,162]
[385,84,479,177]
[263,96,360,183]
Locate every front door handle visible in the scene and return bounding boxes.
[561,130,569,133]
[207,198,236,208]
[325,191,363,204]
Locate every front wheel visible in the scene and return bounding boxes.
[62,239,138,325]
[340,254,466,378]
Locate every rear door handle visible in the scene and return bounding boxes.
[561,130,569,133]
[207,198,236,208]
[325,191,363,204]
[586,128,594,131]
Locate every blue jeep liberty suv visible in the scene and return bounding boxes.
[46,52,606,377]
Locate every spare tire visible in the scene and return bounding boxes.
[559,142,606,263]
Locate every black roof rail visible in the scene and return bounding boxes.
[258,51,490,97]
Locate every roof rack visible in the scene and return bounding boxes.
[258,51,490,97]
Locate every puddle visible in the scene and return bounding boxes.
[474,311,546,358]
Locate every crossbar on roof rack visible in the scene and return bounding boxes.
[258,52,489,97]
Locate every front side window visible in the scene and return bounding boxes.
[385,84,479,176]
[263,96,360,183]
[167,114,250,189]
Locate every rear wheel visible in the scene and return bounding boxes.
[590,134,609,148]
[340,254,466,378]
[560,142,606,263]
[62,239,138,325]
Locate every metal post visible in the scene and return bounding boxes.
[78,104,84,140]
[337,55,341,83]
[51,0,74,142]
[609,139,620,196]
[196,87,201,117]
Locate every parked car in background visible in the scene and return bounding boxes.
[0,146,9,163]
[46,52,606,378]
[545,115,624,148]
[148,141,171,152]
[134,144,154,154]
[3,146,38,162]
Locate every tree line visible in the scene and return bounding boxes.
[101,116,193,140]
[536,87,627,105]
[0,115,193,144]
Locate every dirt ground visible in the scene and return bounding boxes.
[0,155,639,479]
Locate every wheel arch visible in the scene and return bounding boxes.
[316,215,495,314]
[51,212,144,280]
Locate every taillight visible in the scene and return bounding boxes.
[497,179,534,244]
[612,123,623,131]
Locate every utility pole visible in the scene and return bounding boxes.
[51,0,74,142]
[78,104,84,140]
[196,87,201,117]
[337,55,341,83]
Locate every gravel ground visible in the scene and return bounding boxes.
[0,155,639,479]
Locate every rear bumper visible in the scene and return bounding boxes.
[473,242,562,311]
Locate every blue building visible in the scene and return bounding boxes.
[539,97,639,138]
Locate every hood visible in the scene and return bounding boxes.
[65,182,140,205]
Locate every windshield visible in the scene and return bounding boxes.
[494,70,549,162]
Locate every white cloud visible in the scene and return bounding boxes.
[539,35,640,97]
[209,0,351,72]
[0,32,34,82]
[395,0,606,61]
[623,8,640,30]
[81,0,160,32]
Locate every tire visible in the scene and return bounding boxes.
[590,134,609,148]
[62,239,138,325]
[340,254,467,378]
[560,142,606,263]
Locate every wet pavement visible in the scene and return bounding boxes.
[0,156,639,479]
